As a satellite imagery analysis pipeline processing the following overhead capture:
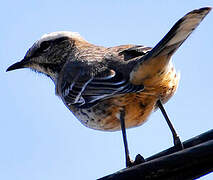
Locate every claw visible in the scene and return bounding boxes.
[174,136,184,150]
[126,154,145,167]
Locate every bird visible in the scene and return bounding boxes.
[7,7,211,167]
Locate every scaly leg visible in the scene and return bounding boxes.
[120,109,132,167]
[120,109,145,167]
[157,100,183,149]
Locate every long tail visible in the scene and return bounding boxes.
[130,7,211,84]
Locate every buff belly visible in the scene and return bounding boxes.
[69,63,180,131]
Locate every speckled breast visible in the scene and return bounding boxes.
[69,63,180,131]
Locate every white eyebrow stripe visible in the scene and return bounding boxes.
[37,31,85,45]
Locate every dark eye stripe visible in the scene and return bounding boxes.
[38,37,69,53]
[40,41,51,51]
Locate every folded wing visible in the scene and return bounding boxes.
[57,60,144,108]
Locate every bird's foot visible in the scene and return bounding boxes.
[174,136,184,150]
[133,154,145,166]
[126,154,145,167]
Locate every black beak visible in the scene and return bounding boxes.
[6,58,29,72]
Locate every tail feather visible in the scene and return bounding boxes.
[130,7,211,85]
[146,7,211,59]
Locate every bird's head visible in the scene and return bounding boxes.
[6,31,87,81]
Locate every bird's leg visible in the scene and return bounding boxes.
[157,100,184,150]
[120,109,145,167]
[120,109,132,167]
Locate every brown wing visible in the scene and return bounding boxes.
[119,45,152,61]
[57,60,144,108]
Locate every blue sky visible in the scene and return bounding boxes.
[1,1,213,179]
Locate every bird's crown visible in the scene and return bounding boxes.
[37,31,85,45]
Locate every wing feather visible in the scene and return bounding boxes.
[58,61,144,108]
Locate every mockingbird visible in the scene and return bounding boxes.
[7,7,211,167]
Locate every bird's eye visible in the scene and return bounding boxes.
[40,41,51,52]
